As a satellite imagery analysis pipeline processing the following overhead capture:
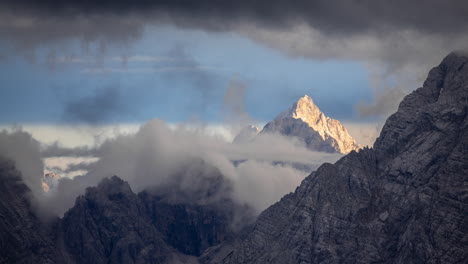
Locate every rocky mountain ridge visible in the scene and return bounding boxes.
[0,165,249,263]
[0,159,58,263]
[235,95,361,154]
[206,52,468,263]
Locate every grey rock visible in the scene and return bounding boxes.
[0,159,59,264]
[206,53,468,264]
[57,176,180,264]
[139,191,247,256]
[58,173,249,263]
[0,158,250,263]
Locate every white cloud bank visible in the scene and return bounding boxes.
[0,119,343,218]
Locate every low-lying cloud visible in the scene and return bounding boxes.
[0,129,44,201]
[0,119,342,219]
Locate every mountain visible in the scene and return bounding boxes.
[0,155,252,263]
[55,166,253,263]
[259,95,360,154]
[205,52,468,263]
[0,159,59,263]
[56,176,192,264]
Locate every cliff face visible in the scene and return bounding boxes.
[57,174,246,264]
[0,159,58,264]
[0,159,247,264]
[139,191,241,257]
[261,95,361,154]
[209,53,468,263]
[57,176,182,264]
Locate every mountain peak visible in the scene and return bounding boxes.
[286,94,323,123]
[298,94,314,104]
[96,175,133,195]
[265,95,360,154]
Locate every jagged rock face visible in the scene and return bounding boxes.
[1,157,248,263]
[139,191,242,256]
[57,173,249,263]
[58,176,181,264]
[135,161,253,257]
[0,159,57,264]
[261,95,361,154]
[208,53,468,263]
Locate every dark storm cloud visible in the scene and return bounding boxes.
[2,0,468,32]
[63,86,128,124]
[2,0,468,48]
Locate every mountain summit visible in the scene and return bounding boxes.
[261,95,361,154]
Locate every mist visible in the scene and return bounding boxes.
[0,129,44,201]
[0,119,341,218]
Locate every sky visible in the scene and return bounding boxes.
[2,1,468,144]
[0,25,371,125]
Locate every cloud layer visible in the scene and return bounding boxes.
[0,120,342,218]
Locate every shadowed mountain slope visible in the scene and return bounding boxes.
[206,52,468,264]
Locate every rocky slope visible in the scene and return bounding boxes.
[205,52,468,263]
[56,172,251,263]
[139,191,242,257]
[260,95,361,154]
[0,161,248,263]
[57,176,194,264]
[0,159,58,263]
